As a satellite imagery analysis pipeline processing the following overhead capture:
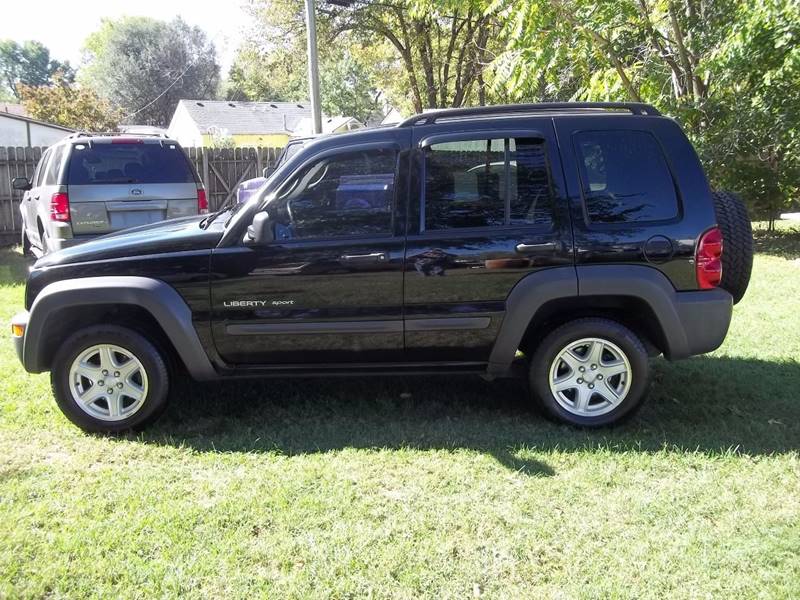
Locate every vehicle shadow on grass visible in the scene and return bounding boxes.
[142,355,800,475]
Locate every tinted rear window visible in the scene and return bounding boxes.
[574,130,679,223]
[67,142,195,185]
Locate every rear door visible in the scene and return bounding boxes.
[66,140,198,235]
[403,120,573,362]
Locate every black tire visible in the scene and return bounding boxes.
[528,318,650,427]
[51,325,170,433]
[712,190,753,304]
[21,229,32,257]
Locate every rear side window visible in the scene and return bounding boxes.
[423,137,553,231]
[44,144,65,185]
[67,142,195,185]
[574,130,678,223]
[33,149,50,187]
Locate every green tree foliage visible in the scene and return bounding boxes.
[81,17,220,127]
[227,0,382,122]
[701,0,800,226]
[489,0,800,223]
[0,40,74,99]
[19,75,120,132]
[230,0,502,117]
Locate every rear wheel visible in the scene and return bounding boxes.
[21,229,32,257]
[712,190,753,304]
[51,325,170,433]
[529,318,650,427]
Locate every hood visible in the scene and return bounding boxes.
[36,215,224,267]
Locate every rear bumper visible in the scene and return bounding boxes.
[671,289,733,359]
[11,311,28,366]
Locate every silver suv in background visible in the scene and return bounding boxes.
[12,133,207,255]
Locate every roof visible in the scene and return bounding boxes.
[293,115,363,136]
[175,100,315,135]
[0,110,74,131]
[1,103,28,117]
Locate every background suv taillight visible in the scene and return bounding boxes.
[197,188,208,214]
[696,226,723,289]
[50,192,70,222]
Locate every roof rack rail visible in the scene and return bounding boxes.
[397,102,661,127]
[65,131,170,139]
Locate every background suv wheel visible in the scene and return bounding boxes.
[51,325,170,433]
[529,318,650,427]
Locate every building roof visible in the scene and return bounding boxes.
[176,100,316,135]
[0,110,74,131]
[293,115,363,136]
[1,103,28,117]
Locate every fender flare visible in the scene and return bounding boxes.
[24,276,217,380]
[487,267,578,374]
[487,264,729,375]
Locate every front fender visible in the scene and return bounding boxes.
[22,276,217,381]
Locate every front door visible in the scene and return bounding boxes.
[210,142,408,365]
[403,122,573,362]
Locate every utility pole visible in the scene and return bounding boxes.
[304,0,322,135]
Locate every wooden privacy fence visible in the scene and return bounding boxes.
[0,146,282,241]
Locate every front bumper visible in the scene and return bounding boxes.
[11,311,28,366]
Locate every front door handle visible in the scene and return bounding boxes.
[340,252,388,264]
[515,241,559,254]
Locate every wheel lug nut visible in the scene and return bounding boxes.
[579,366,585,372]
[591,364,597,370]
[107,388,114,394]
[597,374,603,380]
[114,371,120,377]
[98,380,105,386]
[577,378,583,384]
[102,370,108,376]
[117,382,124,389]
[588,383,594,389]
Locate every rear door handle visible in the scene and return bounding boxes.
[515,241,559,254]
[340,252,388,264]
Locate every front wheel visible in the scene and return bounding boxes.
[51,325,170,433]
[529,318,650,427]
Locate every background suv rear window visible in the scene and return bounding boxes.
[574,130,679,223]
[67,143,195,185]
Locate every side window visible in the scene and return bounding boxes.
[574,130,679,223]
[278,148,397,240]
[423,137,553,230]
[34,150,51,187]
[510,138,553,226]
[44,145,65,186]
[425,139,505,230]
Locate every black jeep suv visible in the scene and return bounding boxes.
[11,103,753,432]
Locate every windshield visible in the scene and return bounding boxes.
[67,142,196,185]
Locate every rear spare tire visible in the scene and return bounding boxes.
[712,190,753,304]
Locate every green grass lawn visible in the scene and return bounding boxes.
[1,226,799,598]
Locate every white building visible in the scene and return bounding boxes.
[0,110,74,147]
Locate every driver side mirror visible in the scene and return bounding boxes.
[246,211,275,245]
[12,177,31,191]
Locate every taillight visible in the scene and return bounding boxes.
[197,188,208,214]
[696,226,723,289]
[50,192,70,222]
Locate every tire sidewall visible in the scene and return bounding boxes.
[51,326,169,433]
[529,319,649,427]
